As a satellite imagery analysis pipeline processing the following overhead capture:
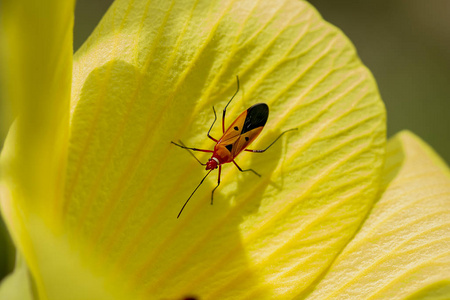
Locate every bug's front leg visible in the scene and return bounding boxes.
[171,140,208,166]
[171,141,213,153]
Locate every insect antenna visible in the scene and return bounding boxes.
[177,170,213,218]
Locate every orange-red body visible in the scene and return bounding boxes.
[171,77,295,218]
[206,103,268,170]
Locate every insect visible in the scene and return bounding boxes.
[171,76,296,218]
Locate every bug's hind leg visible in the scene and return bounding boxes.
[211,165,222,205]
[232,160,261,177]
[245,128,297,153]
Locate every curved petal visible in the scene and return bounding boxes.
[0,0,74,298]
[0,255,34,300]
[305,131,450,299]
[64,0,385,298]
[0,0,74,213]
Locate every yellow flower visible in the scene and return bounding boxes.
[0,0,448,299]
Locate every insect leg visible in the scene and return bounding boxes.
[222,75,240,133]
[211,165,222,205]
[232,160,261,177]
[171,140,207,166]
[207,106,218,142]
[245,128,297,153]
[171,141,213,153]
[177,170,213,218]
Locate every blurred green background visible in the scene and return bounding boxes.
[74,0,450,163]
[0,0,449,283]
[308,0,450,163]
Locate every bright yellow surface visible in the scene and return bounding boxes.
[2,0,427,299]
[0,0,74,299]
[305,131,450,299]
[0,255,33,300]
[65,0,385,298]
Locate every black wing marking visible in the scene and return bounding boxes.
[241,103,269,134]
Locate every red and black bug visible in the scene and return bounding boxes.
[172,76,296,218]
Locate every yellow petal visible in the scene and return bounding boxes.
[62,0,385,298]
[0,0,74,298]
[0,0,74,213]
[305,131,450,299]
[0,255,34,300]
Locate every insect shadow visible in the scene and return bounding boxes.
[231,127,291,217]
